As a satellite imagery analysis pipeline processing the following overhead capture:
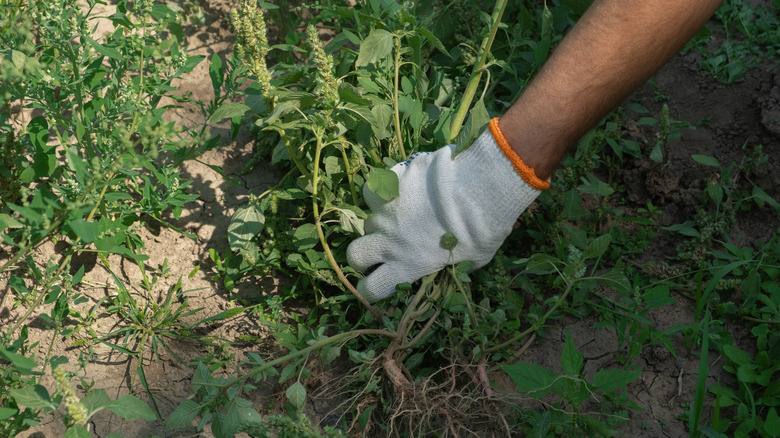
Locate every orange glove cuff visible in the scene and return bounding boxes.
[488,117,551,191]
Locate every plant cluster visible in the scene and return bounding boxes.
[691,0,780,83]
[0,0,246,433]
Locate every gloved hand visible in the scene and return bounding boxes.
[347,118,550,303]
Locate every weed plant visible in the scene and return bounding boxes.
[0,0,247,433]
[196,0,780,436]
[691,0,780,83]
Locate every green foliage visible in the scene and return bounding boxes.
[694,0,780,83]
[644,146,780,437]
[502,330,640,436]
[0,0,244,434]
[7,364,155,435]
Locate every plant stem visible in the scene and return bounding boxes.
[448,0,509,142]
[392,35,407,160]
[485,279,574,354]
[396,274,437,340]
[338,137,359,205]
[398,276,452,351]
[310,130,382,321]
[217,328,396,398]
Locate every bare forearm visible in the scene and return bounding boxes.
[500,0,723,180]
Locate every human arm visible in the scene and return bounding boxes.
[502,0,724,180]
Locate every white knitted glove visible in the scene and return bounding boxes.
[347,118,550,303]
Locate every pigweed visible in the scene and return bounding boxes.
[0,0,247,433]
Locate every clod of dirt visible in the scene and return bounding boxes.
[645,164,681,204]
[758,72,780,137]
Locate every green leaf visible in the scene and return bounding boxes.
[166,400,202,431]
[649,143,664,162]
[207,102,250,124]
[83,35,124,61]
[7,49,34,73]
[525,253,563,274]
[66,146,89,182]
[80,389,112,416]
[366,167,399,201]
[765,407,780,437]
[532,411,551,438]
[286,382,307,410]
[562,189,585,220]
[355,29,394,66]
[416,27,449,57]
[643,285,675,308]
[191,362,212,395]
[707,181,724,205]
[691,154,721,167]
[103,193,132,202]
[9,385,57,411]
[233,397,263,429]
[440,232,459,251]
[560,329,583,376]
[752,186,780,212]
[336,205,366,235]
[0,214,23,234]
[341,102,379,126]
[228,204,265,252]
[558,0,594,16]
[27,116,49,150]
[583,234,611,259]
[66,219,99,243]
[106,395,156,420]
[500,362,555,398]
[0,407,17,420]
[337,82,370,105]
[65,426,91,438]
[581,416,619,437]
[591,368,640,392]
[370,104,393,139]
[209,53,224,97]
[722,344,751,367]
[596,269,631,292]
[292,223,319,251]
[279,364,296,384]
[0,345,39,372]
[578,173,614,196]
[197,307,245,325]
[107,12,134,28]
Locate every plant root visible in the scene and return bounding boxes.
[382,362,514,438]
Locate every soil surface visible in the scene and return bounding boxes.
[3,1,779,437]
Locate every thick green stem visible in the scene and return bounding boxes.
[311,130,382,321]
[338,137,359,206]
[448,0,510,142]
[392,35,407,160]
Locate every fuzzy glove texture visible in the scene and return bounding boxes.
[347,118,548,303]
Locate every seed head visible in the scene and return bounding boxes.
[54,367,89,427]
[306,24,340,107]
[230,0,272,94]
